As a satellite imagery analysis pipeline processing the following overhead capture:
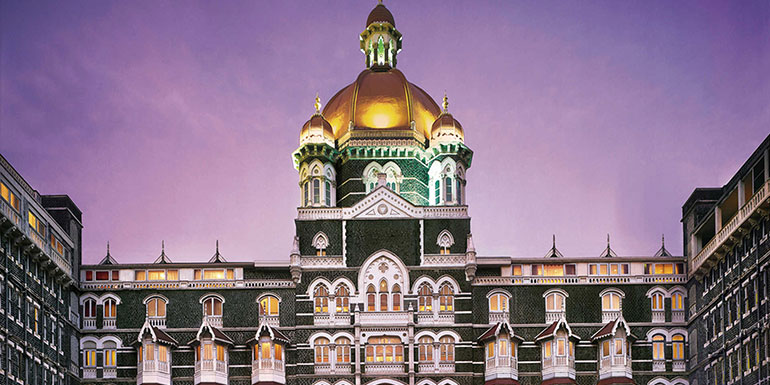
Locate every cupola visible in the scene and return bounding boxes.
[360,1,402,69]
[430,93,464,144]
[299,94,335,147]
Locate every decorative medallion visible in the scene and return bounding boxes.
[377,203,388,215]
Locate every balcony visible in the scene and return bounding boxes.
[103,367,116,379]
[542,355,575,380]
[545,311,565,323]
[599,355,632,380]
[138,359,171,385]
[260,315,279,327]
[418,361,455,373]
[673,360,686,372]
[672,310,686,323]
[205,315,223,328]
[195,359,228,385]
[314,312,351,326]
[602,310,622,323]
[485,356,518,382]
[489,311,509,324]
[358,311,410,326]
[83,367,96,379]
[651,310,665,323]
[103,318,116,329]
[417,311,454,325]
[148,317,166,328]
[83,318,96,330]
[365,362,405,374]
[252,358,284,385]
[692,180,770,277]
[652,360,666,372]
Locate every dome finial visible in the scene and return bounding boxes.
[314,93,321,114]
[442,91,449,113]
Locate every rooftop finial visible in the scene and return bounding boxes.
[661,234,665,248]
[106,241,111,256]
[654,233,672,257]
[442,91,449,113]
[545,234,564,258]
[216,239,220,253]
[162,240,165,253]
[552,234,556,248]
[314,93,321,114]
[607,233,611,247]
[209,239,227,263]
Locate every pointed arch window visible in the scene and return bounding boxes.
[651,293,664,311]
[335,337,351,363]
[439,284,454,312]
[313,179,321,204]
[672,292,684,310]
[456,178,463,204]
[367,285,376,311]
[104,298,117,319]
[444,177,453,202]
[418,284,433,312]
[335,285,350,313]
[672,334,685,360]
[303,181,309,206]
[325,181,331,206]
[314,337,330,363]
[440,336,455,362]
[379,280,389,311]
[392,284,402,311]
[418,336,434,362]
[314,285,329,314]
[434,180,441,205]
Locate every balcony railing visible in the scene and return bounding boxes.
[365,362,405,374]
[543,355,574,369]
[545,311,565,323]
[651,310,665,323]
[251,358,285,385]
[486,356,518,380]
[83,318,96,330]
[103,318,116,329]
[692,180,770,276]
[652,360,666,372]
[673,360,686,372]
[314,362,353,374]
[602,310,622,323]
[103,367,116,379]
[314,312,351,326]
[205,315,223,328]
[260,315,279,327]
[82,367,96,379]
[417,311,454,325]
[672,310,686,323]
[489,311,509,324]
[474,274,686,286]
[358,311,410,325]
[148,317,166,328]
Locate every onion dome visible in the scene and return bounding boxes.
[430,93,464,144]
[323,69,441,144]
[299,94,335,147]
[367,1,395,27]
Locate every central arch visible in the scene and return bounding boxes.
[358,250,409,310]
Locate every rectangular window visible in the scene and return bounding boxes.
[159,345,167,362]
[313,179,320,204]
[167,270,178,280]
[753,159,765,193]
[556,339,565,356]
[615,339,623,355]
[589,264,598,275]
[148,270,166,280]
[599,264,608,275]
[50,235,64,255]
[112,270,119,280]
[602,341,610,357]
[544,264,563,276]
[105,349,116,367]
[564,264,576,275]
[28,211,45,235]
[544,341,551,358]
[487,342,494,358]
[512,265,522,276]
[135,270,146,281]
[434,180,440,205]
[325,181,331,206]
[610,264,619,275]
[1,182,20,211]
[532,265,543,276]
[85,271,93,281]
[204,343,213,360]
[95,271,110,281]
[203,270,225,280]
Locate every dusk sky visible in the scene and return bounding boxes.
[1,0,768,264]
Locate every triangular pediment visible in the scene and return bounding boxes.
[344,186,422,219]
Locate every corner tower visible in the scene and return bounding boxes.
[292,1,473,208]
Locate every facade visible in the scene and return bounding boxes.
[0,3,768,385]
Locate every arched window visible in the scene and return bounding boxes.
[651,293,664,311]
[602,292,622,311]
[434,180,440,205]
[456,178,463,204]
[367,285,376,311]
[440,336,455,362]
[314,285,329,314]
[335,337,351,363]
[335,285,349,313]
[439,284,454,312]
[303,181,309,206]
[672,334,684,360]
[314,337,330,363]
[103,341,117,367]
[418,336,433,362]
[202,296,223,316]
[104,298,117,319]
[83,299,97,319]
[392,284,402,311]
[259,296,279,316]
[313,179,321,204]
[366,336,403,363]
[652,335,665,360]
[146,297,167,318]
[325,181,331,206]
[489,293,509,313]
[444,177,453,202]
[546,293,565,312]
[672,292,684,310]
[379,280,389,311]
[418,284,433,312]
[83,341,97,367]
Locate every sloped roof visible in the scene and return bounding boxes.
[477,322,523,342]
[137,320,178,346]
[248,322,290,345]
[591,317,636,342]
[98,242,118,265]
[188,319,234,346]
[535,318,579,342]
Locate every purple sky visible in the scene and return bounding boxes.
[2,1,768,264]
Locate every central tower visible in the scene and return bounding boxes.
[293,2,473,208]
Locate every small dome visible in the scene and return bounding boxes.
[300,114,335,147]
[367,3,395,27]
[431,112,464,144]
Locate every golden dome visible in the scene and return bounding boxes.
[322,68,441,143]
[430,94,464,143]
[299,114,334,146]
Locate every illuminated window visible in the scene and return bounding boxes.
[602,292,622,311]
[602,340,610,357]
[335,285,349,313]
[367,285,376,311]
[418,336,433,362]
[28,211,45,235]
[487,341,495,358]
[366,336,403,363]
[546,292,565,312]
[418,284,432,312]
[313,179,320,204]
[489,293,509,313]
[314,337,330,363]
[336,337,351,363]
[439,284,454,312]
[259,295,279,316]
[440,336,455,362]
[651,293,664,311]
[83,342,97,367]
[672,334,684,360]
[135,270,146,281]
[543,340,552,358]
[104,299,117,319]
[147,270,165,281]
[325,181,331,206]
[652,335,665,360]
[204,270,224,280]
[83,299,97,319]
[392,284,402,311]
[314,285,329,314]
[146,297,167,318]
[202,296,223,316]
[672,292,684,310]
[544,264,564,276]
[33,305,39,334]
[0,182,21,211]
[379,280,389,311]
[512,265,522,276]
[50,235,64,255]
[159,345,168,363]
[104,341,117,367]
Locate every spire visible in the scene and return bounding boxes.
[361,0,401,69]
[442,92,449,113]
[154,240,172,264]
[208,240,227,263]
[544,235,564,258]
[654,234,672,257]
[599,233,618,258]
[314,93,321,115]
[98,241,118,265]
